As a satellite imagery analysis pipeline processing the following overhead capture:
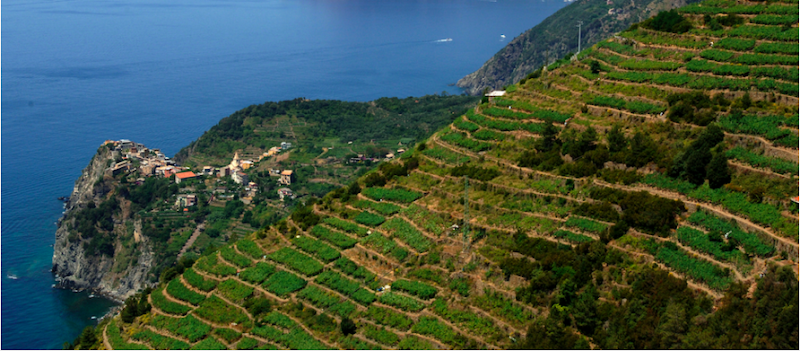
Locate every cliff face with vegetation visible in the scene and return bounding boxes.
[52,146,156,301]
[457,0,701,95]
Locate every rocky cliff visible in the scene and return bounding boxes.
[456,0,700,95]
[52,145,155,301]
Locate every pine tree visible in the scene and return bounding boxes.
[606,124,627,153]
[685,147,711,186]
[706,152,731,189]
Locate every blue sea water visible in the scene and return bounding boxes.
[1,0,569,348]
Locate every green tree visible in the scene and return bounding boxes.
[589,60,602,74]
[625,132,658,168]
[684,146,712,186]
[657,301,688,348]
[536,123,560,152]
[706,152,731,189]
[606,124,627,154]
[341,317,357,335]
[78,326,98,349]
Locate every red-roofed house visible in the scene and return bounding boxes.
[792,196,799,204]
[175,171,197,184]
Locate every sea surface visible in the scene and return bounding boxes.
[1,0,569,348]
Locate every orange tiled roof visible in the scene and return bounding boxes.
[176,171,196,179]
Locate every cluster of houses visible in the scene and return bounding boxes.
[261,142,292,159]
[348,148,407,164]
[104,139,178,178]
[105,138,304,206]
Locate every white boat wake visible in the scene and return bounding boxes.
[434,38,453,43]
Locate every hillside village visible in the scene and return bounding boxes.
[105,138,410,209]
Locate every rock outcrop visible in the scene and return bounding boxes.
[52,145,155,301]
[457,0,700,95]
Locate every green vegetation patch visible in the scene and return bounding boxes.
[216,279,254,303]
[411,316,472,349]
[338,336,383,350]
[363,324,400,346]
[292,235,340,262]
[268,247,324,276]
[334,256,380,289]
[235,337,261,350]
[362,187,423,203]
[220,246,253,268]
[212,328,242,344]
[431,298,502,338]
[151,286,191,315]
[391,279,438,300]
[401,204,448,236]
[236,239,265,259]
[676,226,750,272]
[311,224,359,248]
[239,262,277,284]
[362,232,409,261]
[378,292,424,312]
[354,199,402,215]
[131,330,190,350]
[262,311,297,329]
[365,305,414,331]
[150,314,211,342]
[381,217,432,252]
[354,211,386,227]
[472,290,535,325]
[166,277,206,305]
[441,130,493,152]
[398,336,433,350]
[316,270,376,305]
[190,337,227,350]
[564,217,608,234]
[726,146,798,176]
[296,286,357,318]
[687,211,774,257]
[107,320,148,350]
[262,270,307,296]
[322,217,368,237]
[194,294,251,327]
[195,253,237,277]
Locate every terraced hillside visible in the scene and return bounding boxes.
[93,0,799,349]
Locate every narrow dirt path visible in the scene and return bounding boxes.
[160,287,197,308]
[102,324,113,350]
[728,159,796,180]
[179,275,211,297]
[178,223,205,258]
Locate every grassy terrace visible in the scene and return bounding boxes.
[107,1,798,349]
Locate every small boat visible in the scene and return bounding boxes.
[89,294,95,298]
[500,34,506,38]
[7,274,18,280]
[90,316,97,320]
[72,289,79,293]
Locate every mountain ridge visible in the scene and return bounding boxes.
[457,0,703,95]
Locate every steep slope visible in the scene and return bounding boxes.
[53,145,156,300]
[53,95,476,303]
[457,0,703,95]
[87,0,799,349]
